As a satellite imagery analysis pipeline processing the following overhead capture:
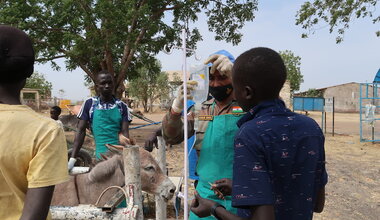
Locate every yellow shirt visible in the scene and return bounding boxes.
[0,104,69,220]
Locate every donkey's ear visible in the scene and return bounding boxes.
[105,144,124,154]
[100,153,108,160]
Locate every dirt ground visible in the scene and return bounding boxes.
[58,109,380,219]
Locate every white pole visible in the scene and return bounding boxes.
[181,28,189,220]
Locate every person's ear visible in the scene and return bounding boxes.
[245,85,254,100]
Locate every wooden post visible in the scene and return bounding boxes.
[35,90,40,112]
[123,146,144,220]
[155,136,167,219]
[332,97,335,136]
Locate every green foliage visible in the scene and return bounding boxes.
[127,61,169,112]
[303,88,323,97]
[0,0,258,97]
[24,72,53,99]
[279,50,303,92]
[296,0,379,43]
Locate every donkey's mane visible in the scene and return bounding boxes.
[88,149,123,183]
[93,146,122,166]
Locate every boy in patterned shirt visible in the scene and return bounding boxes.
[191,47,327,220]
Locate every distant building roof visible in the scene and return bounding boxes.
[313,82,358,91]
[294,82,359,96]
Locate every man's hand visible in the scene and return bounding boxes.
[211,178,233,199]
[144,128,162,152]
[67,157,77,171]
[190,191,217,218]
[144,133,158,152]
[171,81,197,114]
[119,133,136,146]
[204,54,233,77]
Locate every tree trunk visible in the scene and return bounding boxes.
[114,80,125,99]
[142,100,148,113]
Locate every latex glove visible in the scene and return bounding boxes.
[171,81,197,114]
[204,54,233,77]
[68,157,77,171]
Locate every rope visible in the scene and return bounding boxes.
[94,185,139,219]
[129,121,162,130]
[95,185,128,207]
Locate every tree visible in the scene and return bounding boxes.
[279,50,303,93]
[25,72,53,99]
[303,88,323,97]
[296,0,380,43]
[0,0,258,98]
[127,61,170,112]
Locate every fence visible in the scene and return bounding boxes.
[51,142,169,220]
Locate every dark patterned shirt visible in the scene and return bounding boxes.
[232,99,327,220]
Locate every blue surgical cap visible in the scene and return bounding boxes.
[207,50,235,67]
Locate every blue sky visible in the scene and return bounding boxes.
[35,0,380,102]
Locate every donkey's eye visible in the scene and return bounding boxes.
[144,166,155,171]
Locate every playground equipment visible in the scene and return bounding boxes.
[359,69,380,142]
[359,82,380,142]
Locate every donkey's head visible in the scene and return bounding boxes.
[88,144,176,201]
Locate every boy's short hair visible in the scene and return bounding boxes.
[233,47,287,100]
[0,25,35,83]
[51,106,62,115]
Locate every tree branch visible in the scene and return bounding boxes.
[118,27,146,86]
[120,0,147,67]
[35,55,66,62]
[79,63,95,82]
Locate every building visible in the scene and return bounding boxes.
[295,82,377,113]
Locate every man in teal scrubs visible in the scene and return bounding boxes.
[68,70,132,170]
[162,50,245,219]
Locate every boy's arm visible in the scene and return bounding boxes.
[71,99,91,159]
[70,119,88,158]
[20,186,55,220]
[314,187,325,213]
[121,120,130,138]
[121,102,131,139]
[191,192,275,220]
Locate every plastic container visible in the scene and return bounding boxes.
[189,64,209,130]
[189,64,209,106]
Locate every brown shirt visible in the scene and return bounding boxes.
[162,98,242,150]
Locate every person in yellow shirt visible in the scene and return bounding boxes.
[0,25,69,220]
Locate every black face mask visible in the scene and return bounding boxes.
[209,84,233,101]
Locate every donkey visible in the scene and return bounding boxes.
[51,145,176,206]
